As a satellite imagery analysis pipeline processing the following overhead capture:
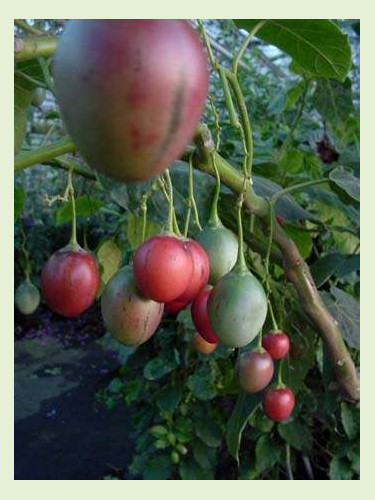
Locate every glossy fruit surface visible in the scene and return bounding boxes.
[263,387,295,422]
[192,332,217,355]
[191,286,218,344]
[101,267,164,345]
[133,234,194,303]
[15,281,40,315]
[262,331,290,360]
[164,299,188,315]
[196,226,238,284]
[208,270,267,347]
[177,239,209,303]
[41,246,100,317]
[53,20,209,183]
[236,349,274,393]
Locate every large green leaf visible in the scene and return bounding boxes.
[329,166,360,203]
[95,239,122,294]
[126,212,162,251]
[255,434,281,474]
[142,454,172,480]
[226,391,262,462]
[340,402,359,440]
[278,420,312,453]
[321,287,360,350]
[234,20,351,81]
[311,253,346,288]
[329,456,353,480]
[179,458,214,479]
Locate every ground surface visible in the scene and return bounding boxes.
[14,306,134,480]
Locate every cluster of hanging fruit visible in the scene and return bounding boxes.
[15,20,295,422]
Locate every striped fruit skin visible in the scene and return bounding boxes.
[41,247,100,317]
[53,20,209,183]
[101,267,163,346]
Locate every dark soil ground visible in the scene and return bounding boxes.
[14,305,134,480]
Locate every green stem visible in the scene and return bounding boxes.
[234,182,248,273]
[277,359,284,386]
[14,136,76,172]
[14,69,47,89]
[164,169,175,234]
[272,178,329,205]
[14,35,58,62]
[188,154,202,231]
[209,154,222,226]
[232,20,267,76]
[225,70,253,177]
[268,300,279,331]
[67,170,78,246]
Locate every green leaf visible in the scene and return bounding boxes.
[336,254,360,279]
[347,448,360,474]
[107,378,123,394]
[193,440,217,469]
[279,148,304,174]
[187,366,217,401]
[329,166,360,202]
[282,224,313,259]
[285,81,306,112]
[313,79,355,139]
[95,239,122,292]
[143,454,172,480]
[321,287,360,350]
[278,420,312,453]
[143,356,178,381]
[195,419,222,448]
[56,196,104,225]
[226,391,262,462]
[311,253,346,288]
[255,434,281,474]
[149,425,168,438]
[329,456,353,480]
[126,212,162,250]
[179,458,214,480]
[155,383,184,413]
[14,188,26,222]
[341,402,359,440]
[234,20,351,81]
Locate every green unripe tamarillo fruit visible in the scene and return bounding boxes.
[196,225,238,284]
[101,267,164,346]
[15,281,40,315]
[208,270,267,348]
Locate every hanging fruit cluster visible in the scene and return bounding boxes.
[15,20,296,423]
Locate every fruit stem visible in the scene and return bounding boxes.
[232,20,268,76]
[188,153,202,231]
[141,194,148,243]
[277,359,285,387]
[19,223,32,281]
[67,169,78,246]
[268,299,279,331]
[233,179,249,274]
[163,169,182,236]
[208,154,222,227]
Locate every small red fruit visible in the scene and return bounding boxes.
[164,299,189,315]
[236,349,274,393]
[192,332,217,355]
[191,286,218,344]
[262,331,290,360]
[41,246,100,317]
[176,239,210,303]
[133,235,194,303]
[263,387,295,422]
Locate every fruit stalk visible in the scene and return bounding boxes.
[14,35,58,62]
[193,126,360,401]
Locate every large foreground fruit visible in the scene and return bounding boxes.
[263,387,295,422]
[133,234,194,303]
[236,349,274,393]
[41,246,100,317]
[176,239,210,303]
[101,267,164,345]
[53,20,209,183]
[15,280,40,315]
[192,332,217,355]
[208,269,267,347]
[196,225,238,284]
[191,286,218,344]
